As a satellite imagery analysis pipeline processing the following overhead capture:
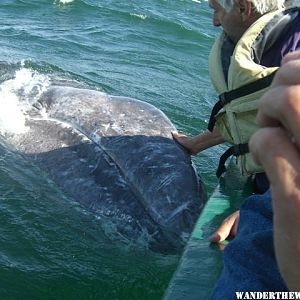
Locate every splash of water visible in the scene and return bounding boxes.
[0,68,50,135]
[54,0,75,5]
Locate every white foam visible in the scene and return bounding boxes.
[0,86,28,135]
[130,13,148,20]
[0,68,50,135]
[54,0,74,4]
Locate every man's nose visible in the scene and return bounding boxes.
[213,14,221,27]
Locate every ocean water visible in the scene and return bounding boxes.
[0,0,224,299]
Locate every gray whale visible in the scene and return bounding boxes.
[6,86,205,253]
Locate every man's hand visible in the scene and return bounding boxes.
[209,211,240,243]
[249,51,300,291]
[171,127,224,155]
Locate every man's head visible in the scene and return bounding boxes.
[209,0,286,43]
[217,0,285,14]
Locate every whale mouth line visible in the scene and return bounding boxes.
[24,114,179,242]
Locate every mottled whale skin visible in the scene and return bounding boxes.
[6,86,206,253]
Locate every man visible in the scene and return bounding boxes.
[202,2,300,297]
[174,0,300,242]
[250,51,300,291]
[172,0,300,296]
[173,0,289,187]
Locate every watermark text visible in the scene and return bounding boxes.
[235,292,300,299]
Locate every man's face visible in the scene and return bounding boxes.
[209,0,245,43]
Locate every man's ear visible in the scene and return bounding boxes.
[238,0,252,21]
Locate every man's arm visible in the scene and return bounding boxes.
[172,127,224,155]
[249,52,300,291]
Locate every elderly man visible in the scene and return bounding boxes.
[173,0,300,187]
[176,0,300,242]
[172,0,300,296]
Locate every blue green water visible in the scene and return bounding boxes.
[0,0,224,299]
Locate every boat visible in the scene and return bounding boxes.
[164,163,253,299]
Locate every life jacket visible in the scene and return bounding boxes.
[208,7,300,177]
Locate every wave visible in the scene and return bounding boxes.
[0,61,105,135]
[7,0,210,40]
[0,66,50,135]
[54,0,75,4]
[51,0,207,38]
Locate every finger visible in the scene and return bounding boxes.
[209,211,240,243]
[230,214,239,236]
[171,131,187,146]
[250,128,300,283]
[256,87,283,127]
[171,131,188,145]
[257,58,300,129]
[272,59,300,87]
[171,131,186,139]
[256,85,300,148]
[281,51,300,65]
[249,127,300,193]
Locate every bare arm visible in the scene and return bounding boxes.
[249,52,300,291]
[172,127,224,155]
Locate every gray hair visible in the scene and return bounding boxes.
[218,0,235,11]
[219,0,286,14]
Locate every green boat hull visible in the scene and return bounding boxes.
[164,165,253,299]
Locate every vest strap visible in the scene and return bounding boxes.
[207,71,277,132]
[207,100,223,132]
[216,143,249,178]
